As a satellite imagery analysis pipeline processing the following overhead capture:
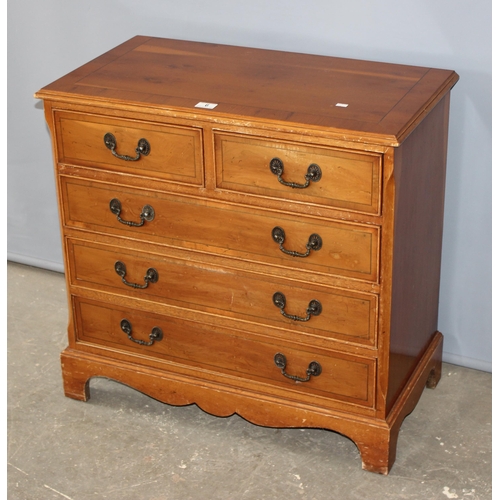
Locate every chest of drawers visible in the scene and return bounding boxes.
[35,36,458,474]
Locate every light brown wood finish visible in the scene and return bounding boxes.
[55,110,204,185]
[74,297,374,406]
[214,132,382,214]
[67,238,377,346]
[61,177,380,282]
[35,36,458,474]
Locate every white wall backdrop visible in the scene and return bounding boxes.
[7,0,492,371]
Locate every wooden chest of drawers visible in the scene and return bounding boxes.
[35,36,458,474]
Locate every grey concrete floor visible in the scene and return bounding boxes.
[7,261,491,499]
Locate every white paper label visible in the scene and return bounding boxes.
[335,103,349,107]
[195,102,218,109]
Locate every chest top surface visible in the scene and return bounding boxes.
[36,36,458,146]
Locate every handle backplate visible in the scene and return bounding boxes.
[272,226,322,257]
[114,261,159,289]
[274,352,322,382]
[272,292,322,322]
[120,319,163,346]
[109,198,155,227]
[104,133,151,161]
[269,157,322,189]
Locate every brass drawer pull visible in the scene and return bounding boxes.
[114,261,159,289]
[274,353,322,382]
[272,292,322,322]
[109,198,155,227]
[272,226,322,257]
[120,319,163,346]
[104,132,151,161]
[269,157,322,189]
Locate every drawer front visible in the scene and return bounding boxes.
[54,111,203,185]
[62,177,379,282]
[74,296,375,407]
[68,239,378,346]
[215,132,382,214]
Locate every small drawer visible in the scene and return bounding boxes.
[62,177,380,282]
[54,111,203,185]
[215,132,382,214]
[67,239,378,347]
[73,296,375,407]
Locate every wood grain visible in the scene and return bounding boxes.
[36,36,458,145]
[55,110,204,185]
[36,36,458,474]
[215,132,382,214]
[61,176,380,282]
[74,296,374,406]
[67,237,378,346]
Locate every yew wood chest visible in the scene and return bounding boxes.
[35,36,458,474]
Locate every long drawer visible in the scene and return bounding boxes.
[73,296,376,407]
[54,111,204,185]
[61,177,380,283]
[214,132,382,214]
[67,238,378,347]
